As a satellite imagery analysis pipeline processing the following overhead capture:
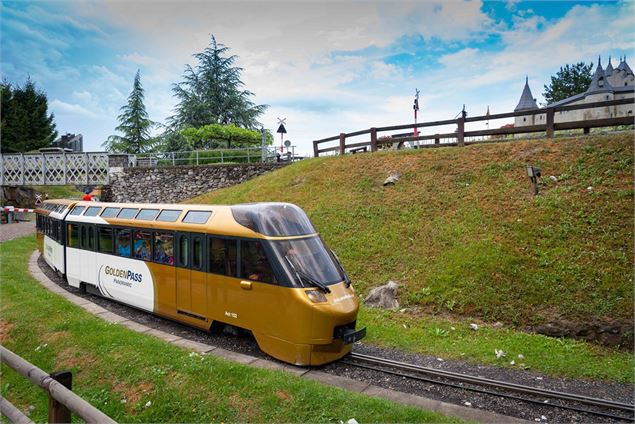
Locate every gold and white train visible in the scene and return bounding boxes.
[35,200,365,365]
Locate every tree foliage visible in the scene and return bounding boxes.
[180,124,272,149]
[1,77,57,153]
[103,70,155,153]
[169,35,267,130]
[543,62,593,105]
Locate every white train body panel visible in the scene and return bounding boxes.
[43,236,65,273]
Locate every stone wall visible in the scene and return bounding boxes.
[102,163,285,203]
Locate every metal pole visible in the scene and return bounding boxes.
[261,128,266,162]
[172,152,175,166]
[247,149,250,163]
[0,396,33,424]
[84,153,89,185]
[63,152,67,184]
[221,151,224,163]
[41,153,46,185]
[196,151,199,165]
[21,153,25,185]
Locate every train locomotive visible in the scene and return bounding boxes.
[35,200,365,365]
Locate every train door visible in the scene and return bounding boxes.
[79,224,96,284]
[175,232,207,320]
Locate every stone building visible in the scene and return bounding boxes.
[514,56,634,128]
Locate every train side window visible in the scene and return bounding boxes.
[80,226,88,249]
[240,240,276,284]
[136,209,159,221]
[116,229,132,257]
[182,211,212,224]
[98,227,114,254]
[100,207,120,218]
[156,209,181,222]
[88,226,96,250]
[84,206,102,217]
[118,208,138,219]
[192,235,203,270]
[67,224,79,248]
[209,237,237,277]
[177,234,189,268]
[70,206,85,216]
[133,230,152,260]
[154,232,174,265]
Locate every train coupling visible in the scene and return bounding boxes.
[334,323,366,344]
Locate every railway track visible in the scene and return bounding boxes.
[343,352,635,422]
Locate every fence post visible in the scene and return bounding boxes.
[435,134,440,145]
[84,153,89,186]
[171,152,175,166]
[63,152,67,184]
[48,371,72,423]
[370,128,378,152]
[546,108,554,138]
[457,118,465,146]
[41,153,46,185]
[196,151,199,165]
[221,151,224,163]
[313,141,319,158]
[339,133,346,155]
[20,154,25,185]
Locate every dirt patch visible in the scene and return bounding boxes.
[275,390,291,402]
[112,380,154,410]
[510,144,544,161]
[55,347,98,370]
[0,319,14,342]
[229,393,260,421]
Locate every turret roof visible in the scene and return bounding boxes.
[605,56,613,76]
[514,76,538,111]
[586,56,613,94]
[616,56,633,75]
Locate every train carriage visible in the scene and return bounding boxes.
[35,199,76,275]
[36,200,365,365]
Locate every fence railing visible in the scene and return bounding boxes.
[312,97,635,157]
[133,146,292,167]
[0,152,109,186]
[0,345,116,423]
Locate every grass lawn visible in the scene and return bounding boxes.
[29,185,83,200]
[0,236,459,423]
[189,133,634,383]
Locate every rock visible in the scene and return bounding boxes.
[586,186,593,191]
[549,175,557,182]
[469,323,479,331]
[364,281,399,309]
[493,321,504,328]
[383,171,401,186]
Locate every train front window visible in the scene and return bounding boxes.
[268,237,344,287]
[240,240,276,284]
[231,203,315,236]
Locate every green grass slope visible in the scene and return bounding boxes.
[191,134,633,330]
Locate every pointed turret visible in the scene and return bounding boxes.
[514,76,538,111]
[605,56,613,76]
[617,55,633,75]
[586,56,613,94]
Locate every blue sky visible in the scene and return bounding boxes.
[2,1,634,154]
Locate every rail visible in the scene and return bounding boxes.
[313,97,635,157]
[345,352,635,421]
[0,345,116,424]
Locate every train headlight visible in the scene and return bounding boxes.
[305,289,327,303]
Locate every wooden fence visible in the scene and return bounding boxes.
[0,345,116,423]
[312,98,634,157]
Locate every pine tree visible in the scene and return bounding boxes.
[543,62,593,105]
[103,70,155,153]
[169,35,267,131]
[1,77,57,153]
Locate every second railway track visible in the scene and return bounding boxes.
[343,352,635,422]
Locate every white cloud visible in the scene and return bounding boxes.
[50,99,100,119]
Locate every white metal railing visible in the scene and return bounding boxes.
[0,152,109,186]
[133,146,295,167]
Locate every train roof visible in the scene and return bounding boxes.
[58,201,317,240]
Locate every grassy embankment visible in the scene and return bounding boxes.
[0,236,457,423]
[29,185,83,200]
[190,133,634,383]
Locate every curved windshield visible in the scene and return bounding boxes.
[268,236,344,287]
[232,203,316,236]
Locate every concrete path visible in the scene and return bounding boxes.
[28,251,525,424]
[0,221,35,242]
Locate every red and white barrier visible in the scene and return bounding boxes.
[2,207,34,213]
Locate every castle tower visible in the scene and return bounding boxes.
[514,76,538,111]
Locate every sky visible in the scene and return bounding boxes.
[2,0,634,155]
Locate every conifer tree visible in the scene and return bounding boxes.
[169,35,267,131]
[543,62,593,104]
[1,77,57,153]
[103,70,155,153]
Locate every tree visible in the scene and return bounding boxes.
[180,124,271,149]
[1,77,57,153]
[542,62,593,105]
[103,70,155,153]
[169,35,267,130]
